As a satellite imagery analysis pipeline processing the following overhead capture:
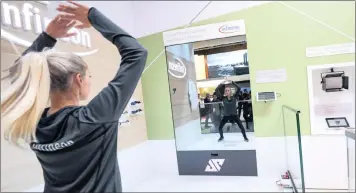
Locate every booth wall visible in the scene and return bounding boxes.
[139,1,355,139]
[132,1,270,38]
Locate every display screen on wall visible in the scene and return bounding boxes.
[206,49,249,78]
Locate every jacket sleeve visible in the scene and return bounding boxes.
[7,32,56,83]
[78,8,148,123]
[215,84,224,101]
[22,32,57,56]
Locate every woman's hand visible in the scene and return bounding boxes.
[56,1,91,29]
[45,15,76,39]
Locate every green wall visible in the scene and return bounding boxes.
[139,1,355,139]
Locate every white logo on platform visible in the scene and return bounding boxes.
[1,1,98,56]
[168,56,186,79]
[218,24,240,34]
[205,159,225,172]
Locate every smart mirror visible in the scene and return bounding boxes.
[164,20,258,176]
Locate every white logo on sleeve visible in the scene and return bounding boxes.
[205,159,225,172]
[31,140,74,152]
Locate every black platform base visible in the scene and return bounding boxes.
[176,150,258,176]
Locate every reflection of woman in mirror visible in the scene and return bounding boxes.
[188,80,199,112]
[211,93,222,128]
[242,91,252,130]
[237,91,244,117]
[216,87,249,142]
[203,93,213,128]
[186,46,199,113]
[1,1,147,192]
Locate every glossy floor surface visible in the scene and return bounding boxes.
[25,135,349,192]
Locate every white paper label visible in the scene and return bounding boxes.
[306,43,355,58]
[256,69,287,83]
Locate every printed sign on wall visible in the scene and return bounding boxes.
[307,62,355,135]
[163,20,246,46]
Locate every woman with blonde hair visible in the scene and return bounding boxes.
[1,1,147,192]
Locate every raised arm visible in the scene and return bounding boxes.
[215,84,225,101]
[22,15,76,56]
[22,32,57,56]
[9,32,57,79]
[231,81,241,99]
[77,8,147,122]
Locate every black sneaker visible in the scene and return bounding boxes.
[244,138,249,142]
[218,137,224,142]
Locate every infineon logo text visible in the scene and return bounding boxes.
[168,57,186,79]
[218,25,240,34]
[1,1,98,56]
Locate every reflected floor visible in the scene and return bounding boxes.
[175,118,255,151]
[201,116,254,133]
[201,122,254,133]
[184,133,256,151]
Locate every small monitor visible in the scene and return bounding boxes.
[325,117,350,128]
[324,76,343,90]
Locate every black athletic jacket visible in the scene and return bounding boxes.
[27,8,147,193]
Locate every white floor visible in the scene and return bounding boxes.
[185,133,256,150]
[25,140,281,192]
[25,135,350,192]
[301,189,349,192]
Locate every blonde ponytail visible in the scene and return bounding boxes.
[1,52,51,144]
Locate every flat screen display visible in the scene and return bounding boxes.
[207,50,248,78]
[326,117,349,128]
[325,77,343,89]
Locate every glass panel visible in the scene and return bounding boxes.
[282,106,305,192]
[166,43,202,151]
[347,131,355,192]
